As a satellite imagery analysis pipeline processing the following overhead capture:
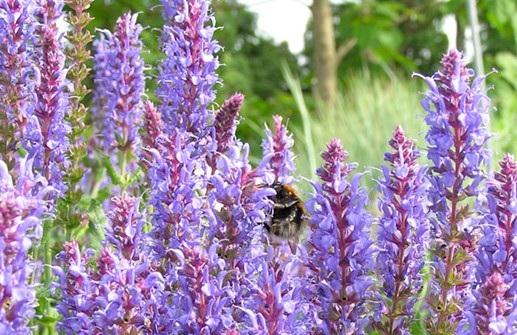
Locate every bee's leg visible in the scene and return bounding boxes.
[288,239,298,254]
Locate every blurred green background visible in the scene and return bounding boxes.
[82,0,517,193]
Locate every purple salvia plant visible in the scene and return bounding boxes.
[144,1,228,331]
[305,139,374,334]
[54,195,165,334]
[463,154,517,334]
[0,159,48,334]
[249,247,309,334]
[207,102,283,332]
[0,0,38,166]
[415,49,491,333]
[243,115,310,333]
[372,125,430,334]
[32,0,70,196]
[157,0,221,137]
[146,131,227,333]
[91,13,144,182]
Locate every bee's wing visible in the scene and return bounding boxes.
[273,199,299,209]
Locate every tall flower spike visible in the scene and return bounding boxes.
[157,0,221,136]
[0,0,38,166]
[373,125,430,334]
[91,13,144,174]
[305,139,374,334]
[32,0,70,196]
[464,154,517,334]
[0,159,48,334]
[415,49,491,333]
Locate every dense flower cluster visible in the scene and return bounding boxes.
[416,49,491,333]
[0,0,38,163]
[157,0,220,136]
[372,125,430,334]
[465,155,517,334]
[306,139,374,334]
[91,12,144,175]
[0,159,48,334]
[2,0,517,334]
[32,0,70,196]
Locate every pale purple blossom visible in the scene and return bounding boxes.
[416,49,491,332]
[261,115,296,185]
[0,159,48,334]
[91,13,144,163]
[373,125,430,334]
[463,155,517,334]
[305,139,374,334]
[54,195,166,334]
[0,0,38,164]
[31,0,70,196]
[157,0,221,136]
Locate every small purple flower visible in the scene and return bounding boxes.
[415,49,491,332]
[157,0,221,136]
[0,158,48,334]
[465,271,517,335]
[305,139,374,334]
[141,101,164,157]
[91,13,144,168]
[245,247,308,334]
[140,100,166,179]
[373,125,430,334]
[214,92,244,155]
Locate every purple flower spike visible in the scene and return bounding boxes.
[416,49,492,333]
[0,0,38,164]
[465,271,517,335]
[32,0,70,196]
[305,139,374,334]
[465,154,517,334]
[261,115,296,184]
[92,13,144,163]
[157,0,221,136]
[373,125,430,334]
[0,159,48,334]
[214,92,244,154]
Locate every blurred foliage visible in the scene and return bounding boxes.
[289,72,427,195]
[83,0,517,174]
[303,0,450,80]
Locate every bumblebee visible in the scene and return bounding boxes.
[265,182,309,253]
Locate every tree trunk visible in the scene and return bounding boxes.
[311,0,337,107]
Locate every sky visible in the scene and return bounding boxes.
[237,0,312,54]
